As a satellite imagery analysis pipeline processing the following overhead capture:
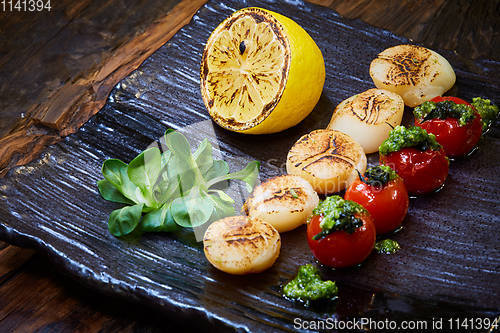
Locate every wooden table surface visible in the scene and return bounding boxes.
[1,0,498,331]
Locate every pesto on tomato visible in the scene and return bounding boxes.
[414,99,475,126]
[414,97,482,158]
[307,196,376,268]
[379,126,448,195]
[379,125,441,156]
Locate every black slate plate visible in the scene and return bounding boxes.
[1,0,499,331]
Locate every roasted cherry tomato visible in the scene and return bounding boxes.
[345,166,409,234]
[306,196,376,268]
[414,96,482,158]
[380,147,448,195]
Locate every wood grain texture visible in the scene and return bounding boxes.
[0,245,208,332]
[309,0,500,62]
[0,0,207,177]
[1,1,498,331]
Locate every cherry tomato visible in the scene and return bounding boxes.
[414,96,482,157]
[380,147,449,195]
[307,214,376,268]
[345,177,409,234]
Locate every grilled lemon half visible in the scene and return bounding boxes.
[200,7,325,134]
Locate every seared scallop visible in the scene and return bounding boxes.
[370,44,456,107]
[203,216,281,275]
[286,129,366,194]
[327,88,404,153]
[243,175,319,233]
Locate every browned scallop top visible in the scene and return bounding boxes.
[204,216,278,249]
[288,129,360,176]
[261,186,306,205]
[333,89,402,125]
[372,45,434,87]
[256,176,308,205]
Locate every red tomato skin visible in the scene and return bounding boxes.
[380,147,449,195]
[306,214,376,268]
[414,97,482,157]
[430,96,469,105]
[345,177,409,234]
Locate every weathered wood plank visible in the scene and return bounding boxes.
[0,252,179,332]
[0,245,34,286]
[309,0,499,62]
[0,0,207,177]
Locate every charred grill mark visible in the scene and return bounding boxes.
[246,11,266,24]
[294,132,357,174]
[262,187,305,203]
[230,90,237,103]
[430,71,439,82]
[226,235,264,248]
[302,154,354,172]
[378,47,431,86]
[202,62,209,78]
[252,74,260,84]
[348,100,365,122]
[263,228,278,238]
[348,94,387,125]
[292,133,331,167]
[367,95,388,125]
[373,103,381,124]
[242,201,249,215]
[296,135,310,145]
[364,96,374,123]
[223,218,248,230]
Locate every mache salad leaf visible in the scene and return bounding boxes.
[97,130,260,237]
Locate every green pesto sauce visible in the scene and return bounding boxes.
[414,100,475,126]
[471,97,499,131]
[362,165,398,188]
[283,264,338,304]
[375,239,400,254]
[312,195,366,240]
[379,125,441,155]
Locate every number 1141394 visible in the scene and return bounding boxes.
[1,0,51,12]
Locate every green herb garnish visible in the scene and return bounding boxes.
[414,100,475,126]
[379,125,441,155]
[283,264,338,306]
[312,195,366,240]
[375,239,400,254]
[471,97,499,131]
[360,165,397,188]
[98,130,260,237]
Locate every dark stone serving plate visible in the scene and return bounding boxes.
[1,0,499,331]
